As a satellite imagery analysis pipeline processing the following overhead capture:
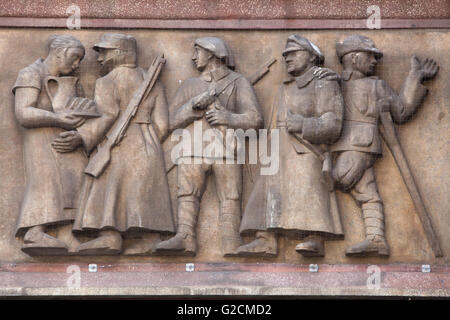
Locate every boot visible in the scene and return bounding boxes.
[77,230,122,255]
[22,225,69,256]
[220,202,242,257]
[155,198,198,256]
[56,223,82,254]
[346,203,390,257]
[236,231,277,257]
[123,233,161,256]
[295,235,325,257]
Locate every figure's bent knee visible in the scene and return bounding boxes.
[333,151,374,191]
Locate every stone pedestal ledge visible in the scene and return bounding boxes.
[1,263,449,297]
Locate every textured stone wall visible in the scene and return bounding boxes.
[0,0,448,19]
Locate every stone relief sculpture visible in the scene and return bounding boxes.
[331,35,440,257]
[156,37,264,256]
[72,33,175,255]
[12,32,441,259]
[13,35,97,255]
[238,35,345,257]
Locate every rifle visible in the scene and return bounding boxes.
[249,58,276,85]
[283,104,334,191]
[291,132,334,191]
[165,57,277,173]
[85,54,166,178]
[379,110,443,257]
[201,57,277,110]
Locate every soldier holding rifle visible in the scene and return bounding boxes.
[156,37,264,256]
[72,33,174,255]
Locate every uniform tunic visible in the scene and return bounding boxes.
[169,67,263,201]
[331,71,428,195]
[332,71,428,156]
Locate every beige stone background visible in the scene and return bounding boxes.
[0,28,448,265]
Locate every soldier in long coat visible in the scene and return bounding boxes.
[72,33,175,254]
[13,35,89,255]
[331,35,439,256]
[238,35,344,257]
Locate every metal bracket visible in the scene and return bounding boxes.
[421,265,431,273]
[309,264,319,273]
[186,263,195,272]
[88,264,98,273]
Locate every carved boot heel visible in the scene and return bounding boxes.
[123,233,162,256]
[77,230,122,255]
[155,232,197,256]
[222,237,242,257]
[22,226,69,256]
[236,232,277,257]
[346,207,389,257]
[345,238,390,257]
[295,236,325,257]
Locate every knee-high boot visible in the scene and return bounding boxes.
[220,201,242,256]
[346,202,389,257]
[156,196,199,255]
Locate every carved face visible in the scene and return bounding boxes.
[284,50,313,77]
[96,47,120,75]
[56,47,85,76]
[352,51,378,76]
[192,45,213,71]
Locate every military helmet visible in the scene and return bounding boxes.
[194,37,235,70]
[336,35,383,62]
[282,35,325,65]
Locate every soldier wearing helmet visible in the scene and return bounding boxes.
[156,37,263,256]
[238,35,344,257]
[331,35,439,256]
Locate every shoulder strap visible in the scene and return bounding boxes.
[212,72,243,96]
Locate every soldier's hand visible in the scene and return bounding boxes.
[205,103,231,126]
[55,113,86,130]
[410,56,439,81]
[192,91,216,110]
[51,130,83,153]
[286,110,304,134]
[314,67,339,81]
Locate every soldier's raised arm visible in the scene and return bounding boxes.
[381,56,438,124]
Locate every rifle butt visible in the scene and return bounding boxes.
[321,152,335,192]
[84,149,111,178]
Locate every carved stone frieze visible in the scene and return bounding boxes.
[0,29,445,264]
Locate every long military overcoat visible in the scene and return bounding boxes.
[240,66,344,239]
[73,64,175,236]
